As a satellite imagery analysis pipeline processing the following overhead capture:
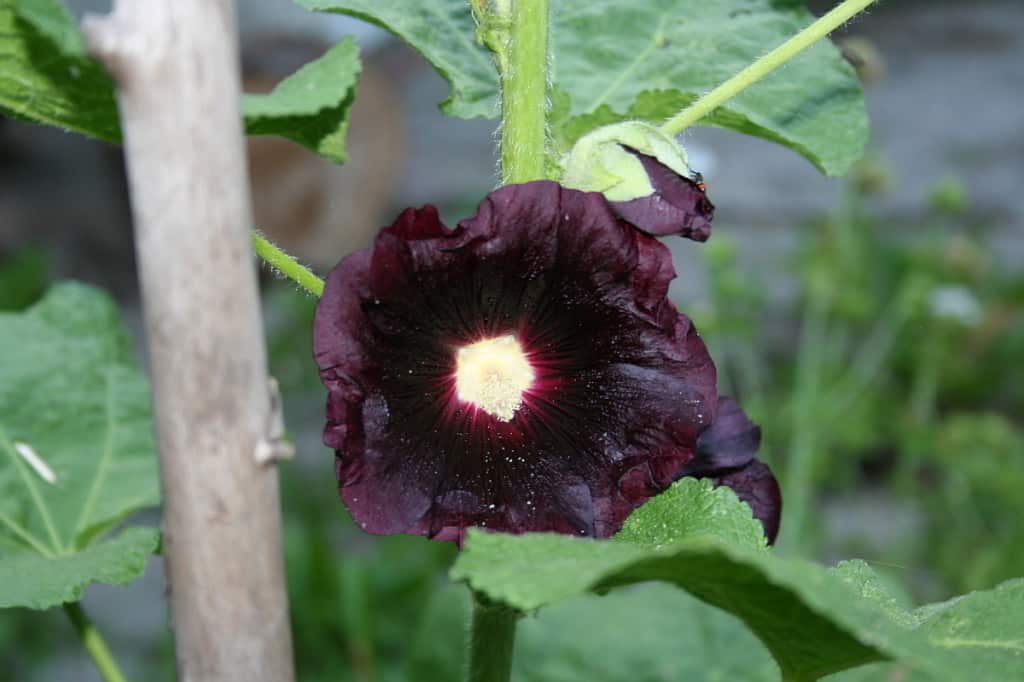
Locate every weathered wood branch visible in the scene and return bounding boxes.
[82,3,295,680]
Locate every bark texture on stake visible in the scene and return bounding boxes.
[82,3,295,681]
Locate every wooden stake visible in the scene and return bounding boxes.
[83,3,295,680]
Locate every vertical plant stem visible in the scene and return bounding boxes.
[498,0,550,184]
[64,603,128,682]
[659,0,879,136]
[466,596,519,682]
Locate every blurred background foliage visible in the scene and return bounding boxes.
[694,165,1024,600]
[2,0,1023,680]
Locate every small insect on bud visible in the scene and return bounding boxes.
[691,171,707,192]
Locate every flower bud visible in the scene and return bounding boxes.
[561,121,714,241]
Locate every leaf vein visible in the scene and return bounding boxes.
[0,510,55,558]
[583,15,668,114]
[72,369,118,547]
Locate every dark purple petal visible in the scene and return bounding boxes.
[687,397,762,475]
[314,181,719,541]
[680,396,781,544]
[712,461,782,544]
[610,146,715,241]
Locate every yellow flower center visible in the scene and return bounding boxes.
[454,334,534,421]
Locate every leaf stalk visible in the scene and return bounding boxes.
[64,602,129,682]
[659,0,879,136]
[251,232,324,297]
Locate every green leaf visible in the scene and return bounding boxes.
[617,477,767,551]
[294,0,498,119]
[450,478,881,678]
[0,527,159,609]
[913,578,1024,679]
[825,663,929,682]
[549,0,866,175]
[451,480,1023,681]
[410,582,781,682]
[0,283,160,610]
[14,0,83,53]
[0,0,360,162]
[242,37,362,163]
[302,0,866,175]
[0,248,48,312]
[0,0,121,141]
[452,532,888,679]
[516,583,780,681]
[454,526,1024,681]
[830,560,924,629]
[828,578,1024,682]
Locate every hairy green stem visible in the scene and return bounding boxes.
[497,0,550,184]
[660,0,879,136]
[251,232,324,297]
[64,602,128,682]
[466,596,519,682]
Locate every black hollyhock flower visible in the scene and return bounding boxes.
[314,181,723,542]
[611,146,715,243]
[686,397,782,543]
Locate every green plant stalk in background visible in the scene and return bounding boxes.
[660,0,880,135]
[778,283,830,555]
[64,603,128,682]
[779,192,919,553]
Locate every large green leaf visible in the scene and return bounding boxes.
[451,476,1024,680]
[517,584,780,682]
[828,578,1024,682]
[912,578,1024,680]
[0,0,360,162]
[452,532,887,680]
[548,0,867,175]
[242,37,361,163]
[0,283,160,609]
[300,0,867,175]
[409,582,781,682]
[295,0,498,120]
[0,0,120,141]
[0,527,159,609]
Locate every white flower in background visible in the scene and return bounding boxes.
[928,285,982,326]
